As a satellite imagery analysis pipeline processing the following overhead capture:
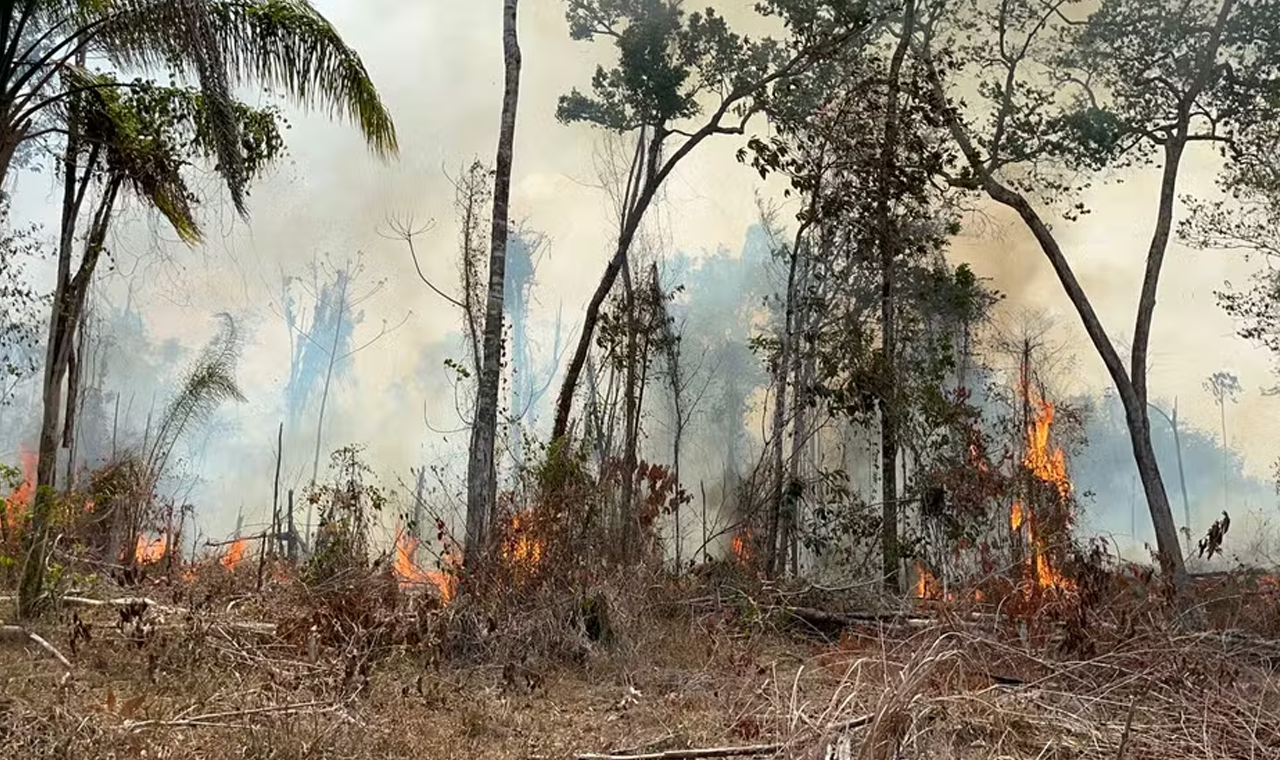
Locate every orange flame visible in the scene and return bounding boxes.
[135,534,167,565]
[914,562,940,599]
[221,538,247,569]
[503,513,544,567]
[730,529,753,564]
[1011,396,1076,595]
[3,448,37,534]
[392,528,456,603]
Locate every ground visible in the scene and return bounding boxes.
[2,563,1279,759]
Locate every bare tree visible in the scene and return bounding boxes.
[465,0,523,567]
[1203,370,1241,513]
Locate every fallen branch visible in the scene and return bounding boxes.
[60,596,185,614]
[577,744,783,760]
[0,624,74,676]
[577,714,873,760]
[123,700,332,731]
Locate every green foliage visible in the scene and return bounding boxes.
[69,68,288,243]
[305,444,386,584]
[0,197,46,403]
[145,313,246,480]
[1,0,396,212]
[558,0,874,132]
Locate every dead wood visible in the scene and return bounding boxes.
[0,624,73,677]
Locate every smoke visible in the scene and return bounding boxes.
[2,0,1277,547]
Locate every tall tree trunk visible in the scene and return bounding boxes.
[306,271,350,544]
[768,234,802,577]
[465,0,522,567]
[782,251,813,577]
[19,150,117,618]
[619,259,639,559]
[877,0,915,593]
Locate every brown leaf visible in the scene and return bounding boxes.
[105,687,116,713]
[120,695,145,719]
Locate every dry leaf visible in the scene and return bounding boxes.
[120,695,145,719]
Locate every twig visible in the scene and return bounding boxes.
[0,624,74,676]
[577,744,783,760]
[123,700,333,731]
[1115,694,1139,760]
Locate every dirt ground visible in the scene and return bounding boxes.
[2,568,1280,759]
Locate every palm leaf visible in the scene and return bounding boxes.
[9,0,396,213]
[146,312,246,478]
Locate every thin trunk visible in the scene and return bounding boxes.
[286,489,297,561]
[783,253,812,577]
[465,0,522,567]
[767,222,810,577]
[272,422,282,555]
[619,260,640,560]
[878,0,915,593]
[306,273,349,545]
[20,128,115,616]
[1171,401,1191,555]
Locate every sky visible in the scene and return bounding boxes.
[5,0,1279,535]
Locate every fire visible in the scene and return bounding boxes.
[1011,395,1076,595]
[914,562,940,599]
[135,533,167,565]
[3,448,37,534]
[1024,401,1072,500]
[730,529,753,564]
[392,527,456,603]
[503,512,544,567]
[221,538,247,569]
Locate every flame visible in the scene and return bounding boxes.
[392,528,456,603]
[731,529,753,564]
[1010,395,1076,595]
[221,538,247,569]
[135,534,167,565]
[502,512,544,568]
[3,448,37,534]
[914,562,940,599]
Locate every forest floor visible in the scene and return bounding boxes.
[2,563,1280,759]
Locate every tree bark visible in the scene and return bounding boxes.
[877,0,915,593]
[465,0,522,567]
[767,232,803,577]
[19,153,117,617]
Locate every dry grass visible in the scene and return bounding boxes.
[2,562,1279,759]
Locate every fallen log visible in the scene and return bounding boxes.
[577,714,873,760]
[0,624,73,679]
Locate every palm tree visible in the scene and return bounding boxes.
[0,0,397,203]
[8,0,398,618]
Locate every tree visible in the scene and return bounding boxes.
[913,0,1280,590]
[550,0,877,443]
[1203,370,1241,513]
[13,0,398,616]
[0,0,396,202]
[465,0,523,568]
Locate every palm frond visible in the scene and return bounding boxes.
[146,312,246,479]
[93,0,397,156]
[67,66,202,242]
[207,0,397,157]
[13,0,396,212]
